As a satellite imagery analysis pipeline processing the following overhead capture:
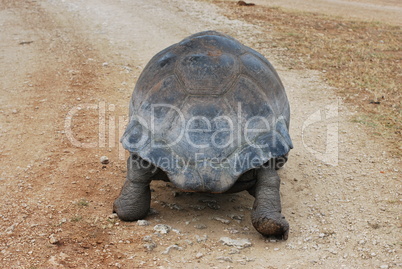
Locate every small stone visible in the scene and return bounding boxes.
[196,234,208,243]
[228,214,244,221]
[49,234,59,244]
[228,248,240,254]
[171,203,183,210]
[194,224,207,229]
[143,236,153,242]
[162,244,182,254]
[143,243,156,251]
[122,66,132,72]
[137,220,149,226]
[172,228,181,234]
[216,256,233,263]
[207,202,220,210]
[219,237,252,249]
[153,224,171,234]
[100,156,109,164]
[189,205,206,210]
[241,256,256,262]
[108,213,118,219]
[102,62,109,67]
[195,252,203,259]
[380,265,389,269]
[142,236,156,250]
[212,216,231,224]
[200,199,220,209]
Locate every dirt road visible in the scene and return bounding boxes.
[0,0,400,268]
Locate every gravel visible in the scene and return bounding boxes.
[162,244,182,254]
[219,237,252,249]
[195,252,204,259]
[100,156,109,164]
[49,234,59,244]
[153,224,172,234]
[212,216,231,224]
[137,220,150,226]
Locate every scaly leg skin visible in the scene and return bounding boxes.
[250,167,289,240]
[113,155,157,221]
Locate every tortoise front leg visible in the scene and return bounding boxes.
[249,167,289,240]
[113,154,156,221]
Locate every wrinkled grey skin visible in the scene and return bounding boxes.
[114,31,291,239]
[114,154,289,239]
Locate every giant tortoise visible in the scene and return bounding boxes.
[114,31,293,239]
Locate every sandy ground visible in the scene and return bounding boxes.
[0,0,400,268]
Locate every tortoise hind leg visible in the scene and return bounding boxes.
[249,167,289,240]
[113,155,157,221]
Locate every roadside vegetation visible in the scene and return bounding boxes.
[215,1,401,155]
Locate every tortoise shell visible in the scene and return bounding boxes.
[121,31,292,193]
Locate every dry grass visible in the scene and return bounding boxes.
[214,1,401,154]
